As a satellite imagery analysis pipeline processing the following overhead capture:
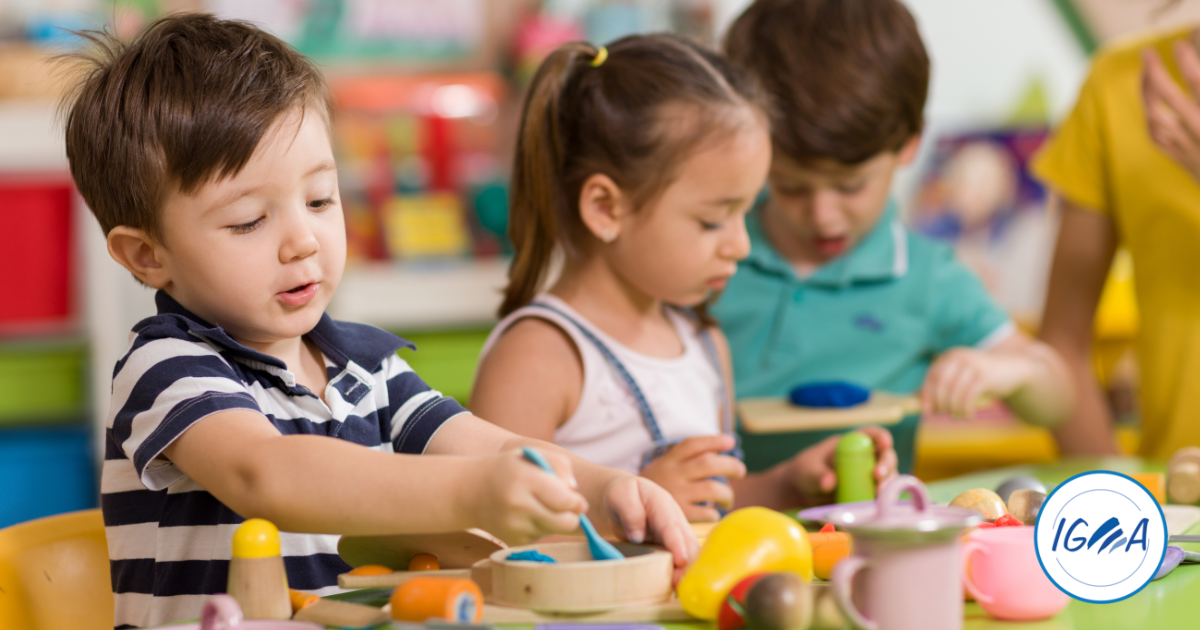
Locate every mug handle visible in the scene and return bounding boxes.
[876,474,931,519]
[200,594,243,630]
[832,555,877,630]
[961,540,994,604]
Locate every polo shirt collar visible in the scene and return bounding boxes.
[154,290,413,373]
[745,199,909,288]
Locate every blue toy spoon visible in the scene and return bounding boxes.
[521,446,624,561]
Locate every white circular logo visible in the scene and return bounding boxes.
[1035,471,1167,603]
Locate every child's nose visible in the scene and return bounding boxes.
[810,191,843,231]
[721,217,751,261]
[279,210,319,262]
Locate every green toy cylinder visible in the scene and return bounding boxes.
[835,431,876,503]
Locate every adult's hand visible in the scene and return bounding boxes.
[1142,41,1200,179]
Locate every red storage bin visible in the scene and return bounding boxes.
[0,176,74,332]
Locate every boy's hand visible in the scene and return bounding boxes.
[603,475,699,583]
[638,434,747,522]
[921,347,1030,418]
[468,449,589,545]
[785,426,897,507]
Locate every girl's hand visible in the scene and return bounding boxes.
[638,435,747,522]
[785,426,897,507]
[467,449,589,545]
[1142,42,1200,180]
[921,347,1030,418]
[603,475,699,583]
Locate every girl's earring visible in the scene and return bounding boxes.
[600,229,617,243]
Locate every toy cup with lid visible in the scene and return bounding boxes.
[828,475,980,630]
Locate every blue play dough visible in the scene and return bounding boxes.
[789,381,870,408]
[506,550,557,563]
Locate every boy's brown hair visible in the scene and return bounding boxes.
[61,13,333,242]
[724,0,928,166]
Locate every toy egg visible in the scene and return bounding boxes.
[994,475,1046,503]
[1005,489,1046,525]
[949,488,1007,521]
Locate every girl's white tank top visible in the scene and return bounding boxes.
[478,294,724,474]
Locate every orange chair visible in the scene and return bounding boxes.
[0,509,113,630]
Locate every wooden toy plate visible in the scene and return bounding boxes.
[738,392,919,434]
[476,541,674,614]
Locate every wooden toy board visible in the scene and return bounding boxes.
[738,392,920,434]
[1165,504,1200,535]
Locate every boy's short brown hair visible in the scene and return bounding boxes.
[724,0,929,166]
[62,13,332,241]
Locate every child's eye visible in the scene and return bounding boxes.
[228,217,264,234]
[308,197,334,211]
[837,181,867,194]
[700,220,723,231]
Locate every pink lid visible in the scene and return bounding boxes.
[827,475,981,543]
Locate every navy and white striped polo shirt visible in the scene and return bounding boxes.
[102,291,467,629]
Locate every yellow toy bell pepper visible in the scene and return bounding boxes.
[676,507,812,620]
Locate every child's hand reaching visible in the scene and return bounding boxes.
[603,474,699,583]
[467,449,589,544]
[921,347,1031,418]
[784,426,897,507]
[638,434,747,522]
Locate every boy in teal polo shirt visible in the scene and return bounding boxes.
[718,0,1073,478]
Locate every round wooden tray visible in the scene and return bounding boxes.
[477,541,673,614]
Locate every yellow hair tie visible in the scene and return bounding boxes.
[591,46,608,68]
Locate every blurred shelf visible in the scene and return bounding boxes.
[0,100,67,172]
[328,258,508,330]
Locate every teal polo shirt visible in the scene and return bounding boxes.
[712,201,1013,475]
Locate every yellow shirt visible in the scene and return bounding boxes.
[1033,27,1200,459]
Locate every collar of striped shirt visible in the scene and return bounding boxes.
[151,290,415,374]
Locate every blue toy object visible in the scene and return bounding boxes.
[506,550,558,563]
[521,447,624,561]
[788,381,870,408]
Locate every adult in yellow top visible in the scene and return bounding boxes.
[1034,27,1200,459]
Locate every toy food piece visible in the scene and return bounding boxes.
[719,573,812,630]
[1169,447,1200,504]
[505,550,556,563]
[949,488,1008,521]
[678,507,813,620]
[288,589,319,613]
[991,515,1023,528]
[807,528,851,581]
[1005,489,1045,526]
[809,586,846,630]
[347,564,393,576]
[1154,546,1186,581]
[994,475,1046,503]
[293,599,389,627]
[409,553,441,571]
[227,518,291,620]
[790,382,870,408]
[1131,472,1167,505]
[835,432,875,504]
[391,576,484,624]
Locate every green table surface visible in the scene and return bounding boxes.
[332,458,1199,630]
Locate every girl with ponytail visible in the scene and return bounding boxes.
[471,34,897,520]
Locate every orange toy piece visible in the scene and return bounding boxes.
[807,528,851,581]
[347,564,394,576]
[391,576,484,624]
[1130,472,1167,505]
[408,553,440,571]
[289,589,319,612]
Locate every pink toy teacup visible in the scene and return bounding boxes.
[828,475,981,630]
[962,526,1070,621]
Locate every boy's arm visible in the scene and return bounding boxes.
[1038,199,1121,453]
[162,409,586,541]
[922,331,1074,428]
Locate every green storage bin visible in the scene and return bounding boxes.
[395,328,491,405]
[0,341,87,426]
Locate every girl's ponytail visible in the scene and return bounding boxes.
[500,43,595,318]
